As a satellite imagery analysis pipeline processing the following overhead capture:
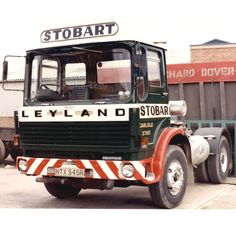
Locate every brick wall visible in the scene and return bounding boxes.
[190,45,236,62]
[0,117,14,128]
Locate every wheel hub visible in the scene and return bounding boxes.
[167,160,184,196]
[220,146,228,173]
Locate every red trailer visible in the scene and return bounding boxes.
[168,61,236,180]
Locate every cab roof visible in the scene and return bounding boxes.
[27,40,165,55]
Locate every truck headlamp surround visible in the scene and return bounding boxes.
[18,159,28,172]
[122,164,135,178]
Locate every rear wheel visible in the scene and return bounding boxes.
[10,148,23,162]
[207,136,230,183]
[10,151,18,162]
[148,145,188,209]
[194,161,209,183]
[0,140,6,162]
[44,183,81,199]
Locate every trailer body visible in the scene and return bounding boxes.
[168,61,236,176]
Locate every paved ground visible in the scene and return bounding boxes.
[1,159,236,236]
[1,159,236,209]
[179,178,236,209]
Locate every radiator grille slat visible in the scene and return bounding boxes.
[19,122,130,147]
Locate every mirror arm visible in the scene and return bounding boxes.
[2,82,24,92]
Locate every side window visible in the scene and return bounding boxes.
[136,47,147,101]
[147,50,161,87]
[65,63,86,85]
[137,76,145,100]
[30,57,59,98]
[31,59,39,99]
[41,59,59,91]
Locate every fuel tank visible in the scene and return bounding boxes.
[188,135,210,166]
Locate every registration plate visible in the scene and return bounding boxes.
[48,167,85,177]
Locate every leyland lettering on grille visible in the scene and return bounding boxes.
[19,106,129,122]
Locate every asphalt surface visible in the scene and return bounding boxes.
[1,159,236,209]
[1,158,236,236]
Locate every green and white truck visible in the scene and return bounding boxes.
[2,22,233,208]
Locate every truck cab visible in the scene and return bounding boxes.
[19,40,170,162]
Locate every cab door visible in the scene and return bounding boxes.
[145,47,168,104]
[136,45,170,147]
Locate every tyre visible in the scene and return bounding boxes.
[4,150,9,159]
[0,140,6,162]
[10,149,23,162]
[10,151,18,162]
[194,161,209,183]
[207,136,230,184]
[44,183,81,199]
[148,145,188,209]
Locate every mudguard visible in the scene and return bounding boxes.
[194,127,232,158]
[142,127,186,184]
[194,127,232,173]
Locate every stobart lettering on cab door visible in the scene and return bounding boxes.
[140,105,170,119]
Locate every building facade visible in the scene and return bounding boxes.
[190,39,236,63]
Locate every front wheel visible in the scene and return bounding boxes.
[148,145,188,209]
[44,183,81,199]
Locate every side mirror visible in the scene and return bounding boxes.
[2,60,8,81]
[2,55,25,92]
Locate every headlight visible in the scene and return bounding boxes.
[169,100,187,116]
[122,164,135,178]
[18,159,28,172]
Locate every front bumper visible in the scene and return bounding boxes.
[16,157,156,184]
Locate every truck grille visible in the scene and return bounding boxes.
[19,121,130,148]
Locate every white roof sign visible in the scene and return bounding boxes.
[40,22,119,43]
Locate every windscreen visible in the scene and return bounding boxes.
[28,45,132,103]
